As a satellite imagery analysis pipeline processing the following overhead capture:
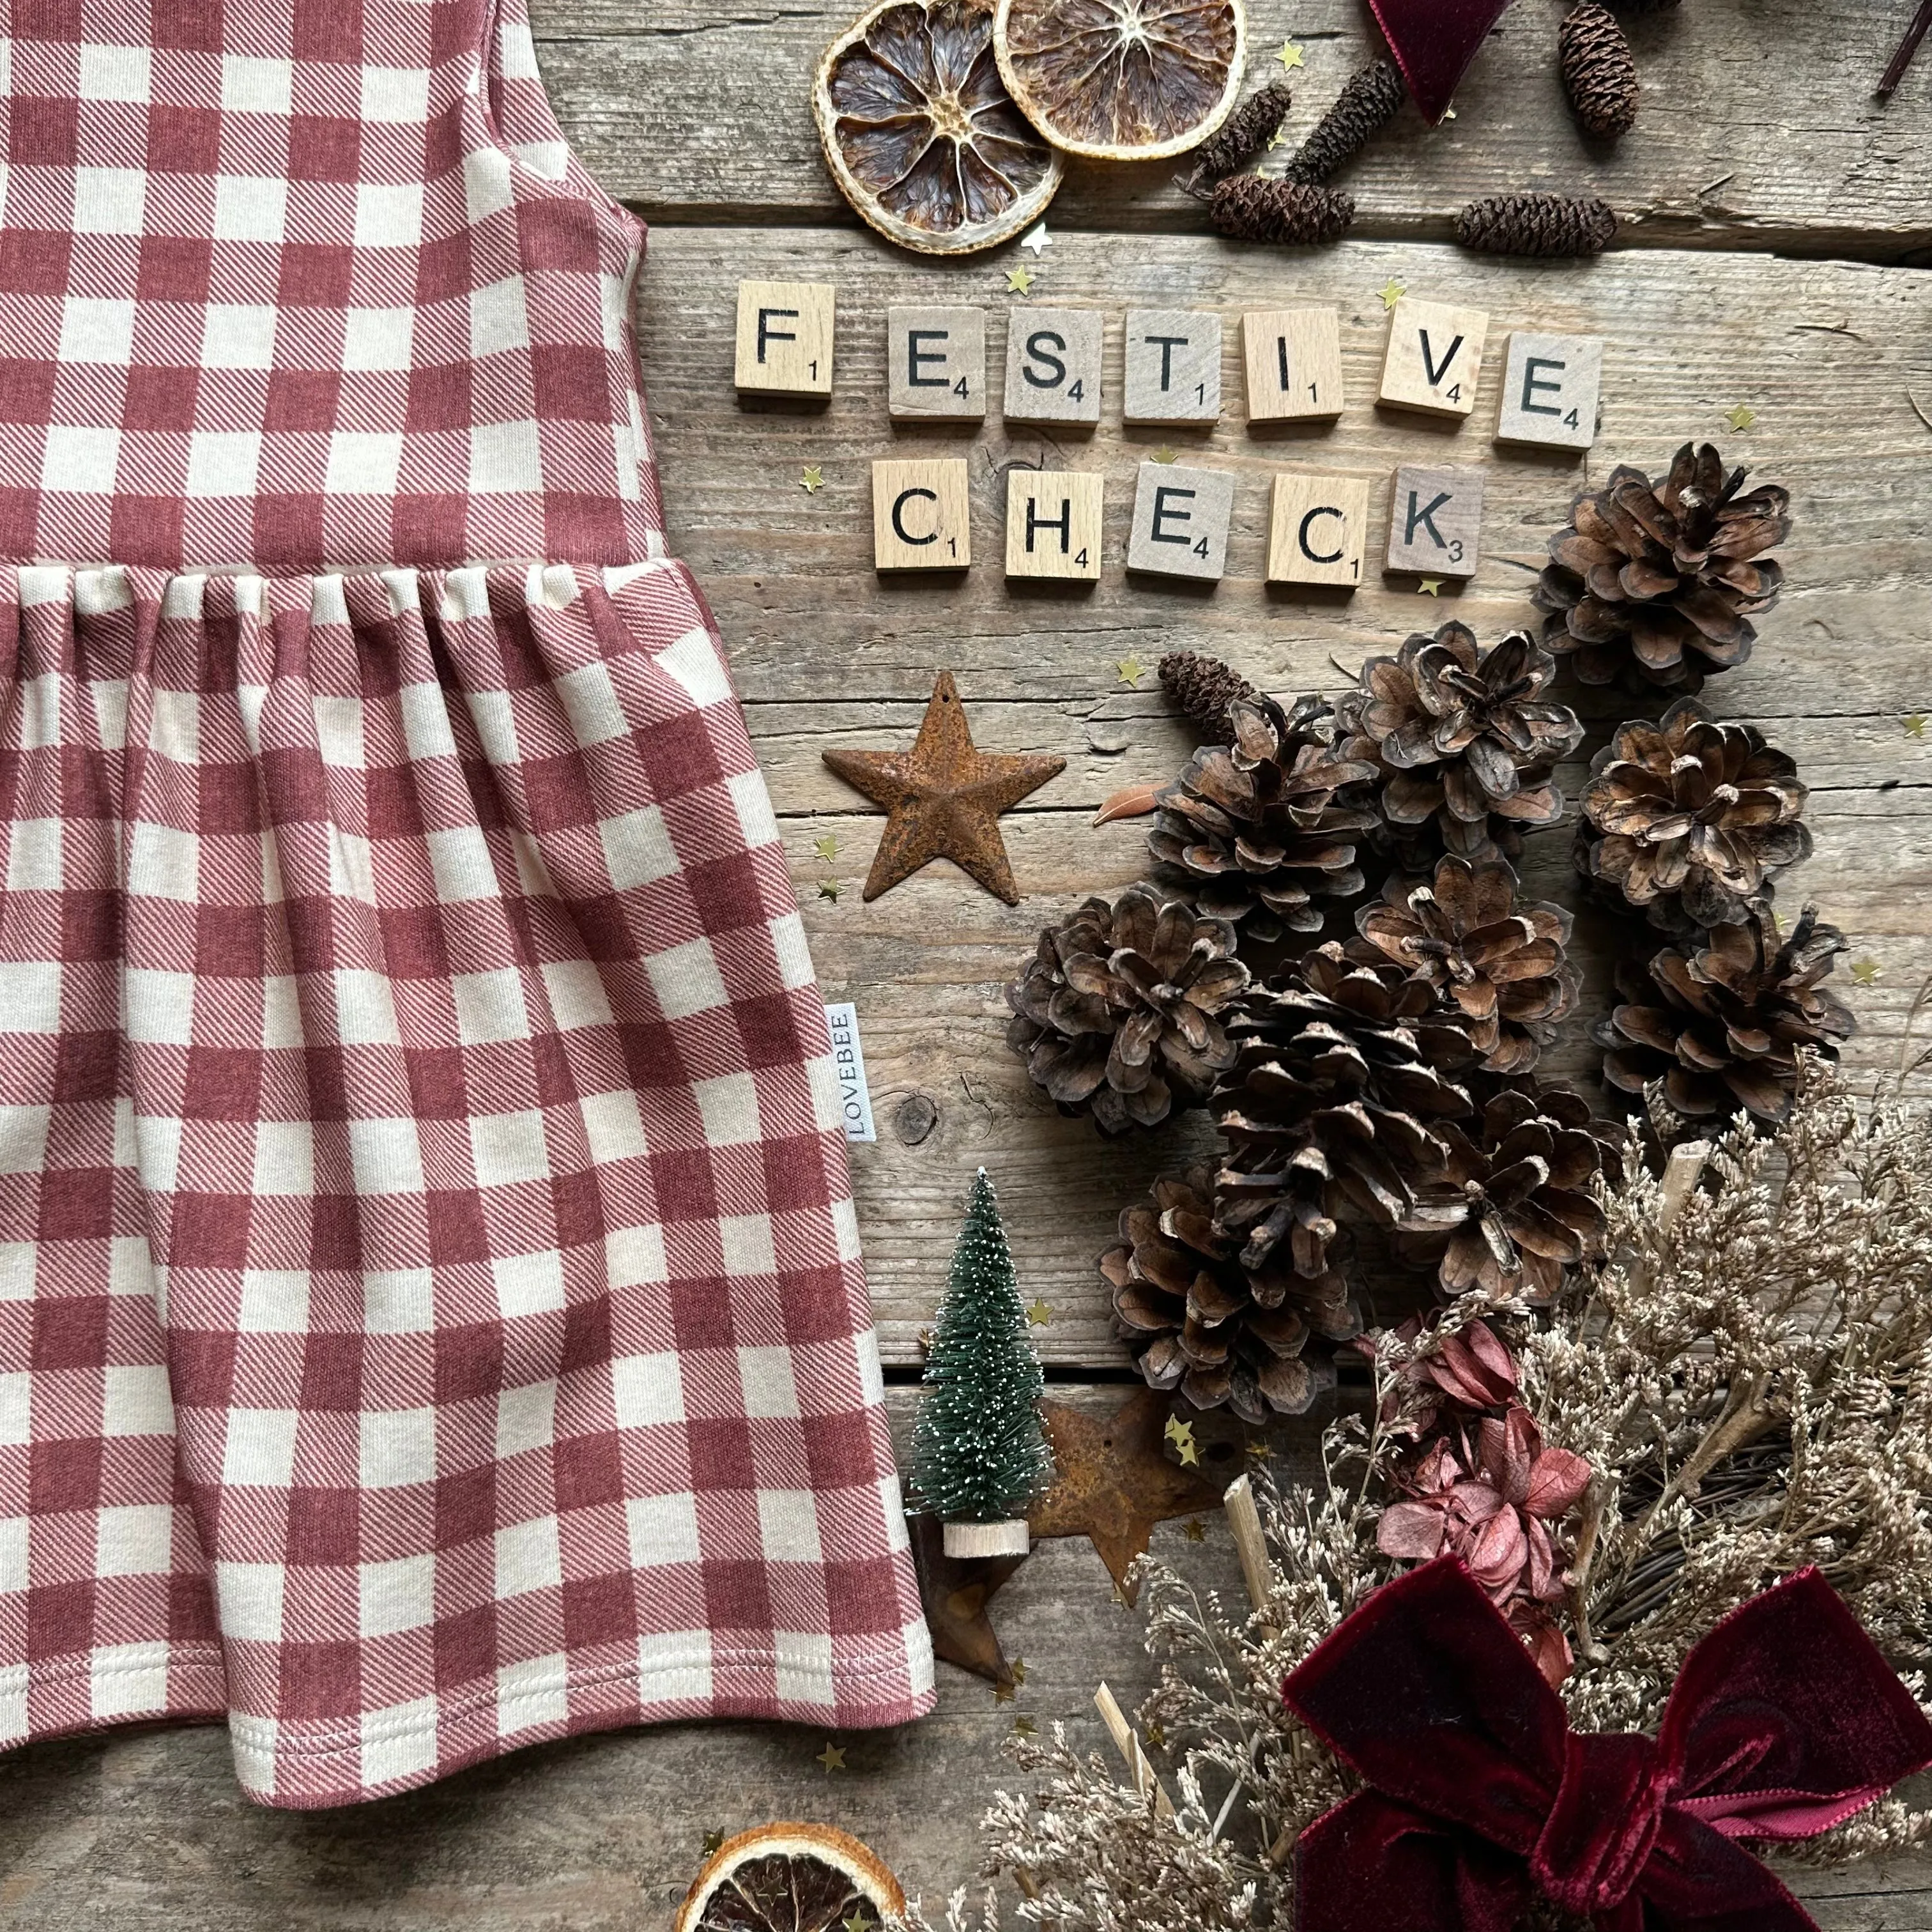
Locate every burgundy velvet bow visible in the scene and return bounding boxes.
[1284,1557,1932,1932]
[1366,0,1514,124]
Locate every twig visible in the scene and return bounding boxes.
[1877,0,1932,96]
[1222,1476,1275,1626]
[1093,1682,1176,1820]
[1910,391,1932,435]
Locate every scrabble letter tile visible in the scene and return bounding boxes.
[1494,330,1603,451]
[1243,307,1344,423]
[1002,308,1103,425]
[735,280,834,397]
[873,459,970,571]
[1005,470,1102,580]
[1123,309,1221,425]
[887,305,986,420]
[1266,471,1370,588]
[1126,463,1234,581]
[1378,296,1489,418]
[1386,464,1484,578]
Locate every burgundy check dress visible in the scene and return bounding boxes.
[0,0,932,1804]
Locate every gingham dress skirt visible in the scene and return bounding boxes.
[0,558,933,1803]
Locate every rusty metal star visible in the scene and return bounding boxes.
[822,672,1064,904]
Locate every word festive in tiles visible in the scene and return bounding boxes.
[735,279,835,397]
[887,306,986,420]
[1002,308,1104,425]
[1242,307,1345,423]
[1494,330,1604,451]
[1126,462,1234,580]
[1123,309,1222,425]
[1379,296,1489,419]
[1005,470,1103,580]
[873,458,971,571]
[1386,463,1485,578]
[1267,471,1370,588]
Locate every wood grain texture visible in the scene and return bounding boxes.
[530,0,1932,259]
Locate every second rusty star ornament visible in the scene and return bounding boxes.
[823,672,1064,903]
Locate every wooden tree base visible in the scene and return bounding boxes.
[942,1518,1031,1558]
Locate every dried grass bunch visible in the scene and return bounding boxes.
[907,1060,1932,1929]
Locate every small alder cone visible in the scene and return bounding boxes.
[1283,58,1406,183]
[1158,649,1259,747]
[1209,174,1356,245]
[1559,1,1639,137]
[1101,1164,1356,1423]
[1536,442,1791,693]
[1349,856,1580,1077]
[1213,945,1475,1280]
[1184,82,1294,193]
[1338,624,1584,868]
[1005,885,1250,1133]
[1579,698,1811,930]
[1394,1085,1608,1301]
[1596,905,1855,1123]
[1455,192,1618,258]
[1149,693,1378,942]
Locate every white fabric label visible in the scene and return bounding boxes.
[824,1002,876,1143]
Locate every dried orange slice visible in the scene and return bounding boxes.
[815,0,1064,256]
[993,0,1246,160]
[675,1823,905,1932]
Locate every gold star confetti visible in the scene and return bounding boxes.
[1379,279,1406,311]
[1145,1721,1167,1749]
[799,465,824,494]
[1440,106,1457,120]
[1851,958,1882,986]
[1276,40,1305,69]
[1418,578,1444,596]
[1006,264,1034,295]
[1011,1657,1028,1685]
[1113,1580,1133,1607]
[1246,1439,1272,1462]
[843,1915,873,1932]
[1025,1297,1052,1326]
[1727,404,1756,432]
[1020,222,1051,256]
[813,833,839,862]
[817,878,840,901]
[1183,1517,1207,1542]
[1267,126,1289,150]
[1164,1414,1200,1467]
[1115,654,1146,688]
[1150,446,1178,464]
[1906,714,1926,738]
[703,1829,726,1856]
[994,1678,1016,1703]
[817,1742,847,1773]
[1013,1716,1038,1738]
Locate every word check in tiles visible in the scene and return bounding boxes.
[1127,463,1234,580]
[873,459,970,570]
[1005,472,1103,580]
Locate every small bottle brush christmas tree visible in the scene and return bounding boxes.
[910,1168,1055,1556]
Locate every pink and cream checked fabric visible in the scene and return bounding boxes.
[0,0,933,1809]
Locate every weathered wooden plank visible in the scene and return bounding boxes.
[624,226,1932,1362]
[532,0,1932,258]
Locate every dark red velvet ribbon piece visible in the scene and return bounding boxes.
[1284,1556,1932,1932]
[1365,0,1515,124]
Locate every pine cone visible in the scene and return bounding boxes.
[1158,650,1259,746]
[1006,885,1249,1134]
[1102,1165,1354,1422]
[1535,442,1791,693]
[1579,698,1810,929]
[1209,174,1355,246]
[1395,1085,1607,1301]
[1338,624,1583,867]
[1597,905,1854,1123]
[1149,693,1379,942]
[1455,193,1618,257]
[1213,944,1475,1278]
[1283,58,1405,183]
[1559,2,1639,137]
[1349,856,1579,1077]
[1184,82,1294,193]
